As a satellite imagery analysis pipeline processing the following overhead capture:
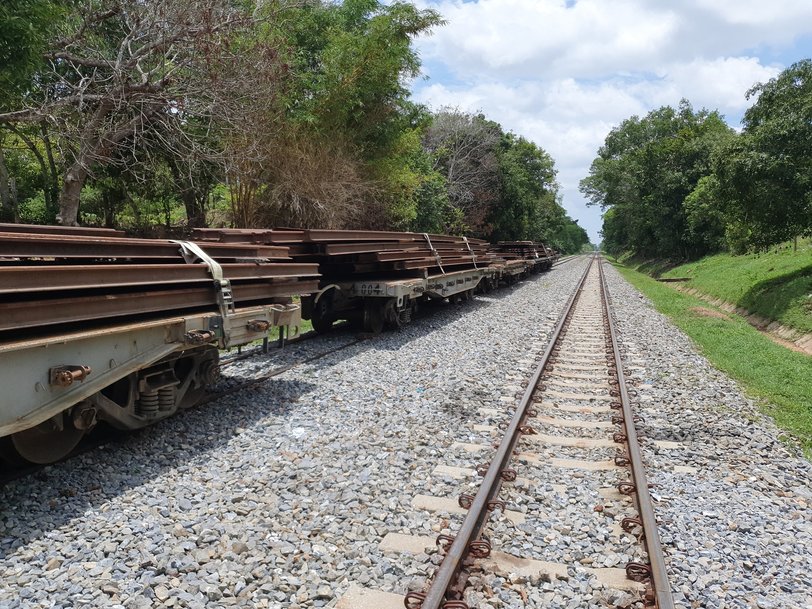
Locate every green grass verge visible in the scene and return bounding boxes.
[659,240,812,333]
[613,262,812,456]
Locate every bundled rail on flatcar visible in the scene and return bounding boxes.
[0,223,559,465]
[0,224,318,464]
[193,228,558,334]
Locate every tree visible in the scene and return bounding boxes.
[0,0,60,101]
[188,0,444,230]
[0,0,449,231]
[291,0,443,155]
[0,0,62,220]
[581,100,735,259]
[226,0,443,229]
[714,59,812,250]
[683,175,727,254]
[599,207,629,257]
[552,219,590,254]
[0,0,259,225]
[489,133,560,243]
[422,110,501,232]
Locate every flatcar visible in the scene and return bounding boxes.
[1,224,559,465]
[0,225,316,464]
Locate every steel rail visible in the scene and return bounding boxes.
[0,263,320,294]
[0,280,320,333]
[0,222,125,237]
[417,256,595,609]
[552,254,578,266]
[598,257,675,609]
[0,232,289,259]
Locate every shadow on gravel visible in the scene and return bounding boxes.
[364,277,552,353]
[251,277,545,366]
[0,271,563,554]
[0,377,314,558]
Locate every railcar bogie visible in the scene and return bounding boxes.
[1,300,305,464]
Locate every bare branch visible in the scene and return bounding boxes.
[48,52,113,70]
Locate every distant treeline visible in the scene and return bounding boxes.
[0,0,590,254]
[581,60,812,258]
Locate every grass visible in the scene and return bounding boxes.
[231,317,315,352]
[613,262,812,455]
[658,239,812,333]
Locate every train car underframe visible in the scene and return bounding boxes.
[0,304,302,465]
[303,268,487,335]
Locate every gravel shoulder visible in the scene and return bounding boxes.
[603,261,812,609]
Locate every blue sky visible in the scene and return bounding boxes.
[409,0,812,242]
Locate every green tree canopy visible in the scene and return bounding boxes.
[714,59,812,250]
[581,100,734,259]
[0,0,62,109]
[0,0,584,248]
[489,133,560,242]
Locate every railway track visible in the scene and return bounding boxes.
[339,255,674,609]
[4,251,806,609]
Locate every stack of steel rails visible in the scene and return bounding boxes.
[0,225,320,338]
[193,228,498,276]
[487,240,553,272]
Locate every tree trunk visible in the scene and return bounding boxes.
[58,162,88,226]
[40,122,60,219]
[180,188,206,228]
[0,145,19,222]
[57,100,115,225]
[168,161,207,228]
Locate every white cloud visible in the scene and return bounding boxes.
[629,57,782,117]
[688,0,812,27]
[416,0,811,82]
[410,0,805,241]
[417,0,681,80]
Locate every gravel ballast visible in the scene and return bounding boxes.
[0,261,584,609]
[1,256,810,609]
[602,262,812,609]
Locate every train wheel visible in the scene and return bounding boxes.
[363,300,385,335]
[9,416,85,464]
[181,348,221,410]
[311,294,335,334]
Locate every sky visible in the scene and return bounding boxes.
[408,0,812,243]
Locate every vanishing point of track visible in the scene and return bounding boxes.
[402,255,674,609]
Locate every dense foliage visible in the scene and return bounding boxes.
[0,0,589,253]
[584,61,812,259]
[581,101,735,258]
[715,59,812,251]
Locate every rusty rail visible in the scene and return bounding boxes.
[409,255,674,609]
[598,258,675,609]
[408,257,595,609]
[0,263,319,294]
[0,231,289,259]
